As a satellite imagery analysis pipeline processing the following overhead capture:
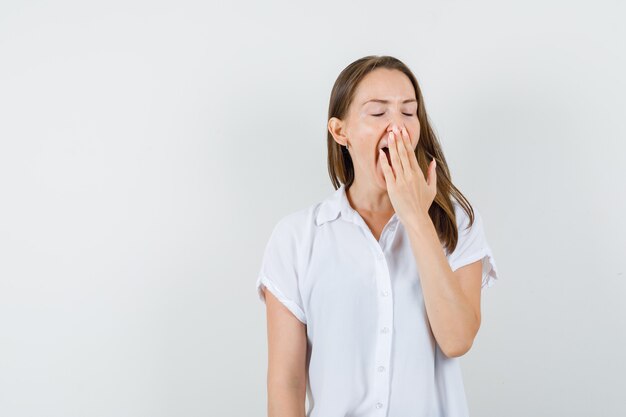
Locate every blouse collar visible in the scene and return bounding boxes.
[315,184,348,226]
[315,184,399,228]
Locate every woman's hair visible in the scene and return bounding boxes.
[327,55,475,254]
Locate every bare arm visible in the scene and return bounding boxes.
[263,287,307,417]
[406,215,482,358]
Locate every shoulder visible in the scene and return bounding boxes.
[268,201,322,242]
[451,197,482,232]
[261,202,322,278]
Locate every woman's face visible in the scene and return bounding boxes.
[330,68,420,189]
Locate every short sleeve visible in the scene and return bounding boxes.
[447,203,500,290]
[255,218,307,324]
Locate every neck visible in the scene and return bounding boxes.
[346,179,394,215]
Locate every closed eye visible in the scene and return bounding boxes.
[372,113,414,117]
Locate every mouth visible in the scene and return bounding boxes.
[377,136,391,165]
[381,146,390,164]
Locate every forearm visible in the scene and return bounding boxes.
[406,214,479,357]
[267,377,306,417]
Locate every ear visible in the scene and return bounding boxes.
[328,117,348,147]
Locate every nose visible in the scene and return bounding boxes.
[386,113,405,134]
[387,122,404,134]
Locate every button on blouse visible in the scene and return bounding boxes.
[256,184,500,417]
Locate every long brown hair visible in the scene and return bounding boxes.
[327,55,475,254]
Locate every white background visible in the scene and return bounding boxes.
[1,0,625,416]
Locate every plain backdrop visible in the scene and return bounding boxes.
[1,0,625,416]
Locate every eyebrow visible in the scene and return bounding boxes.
[362,98,418,106]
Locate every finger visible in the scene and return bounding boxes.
[395,128,412,177]
[379,148,396,184]
[401,126,418,171]
[388,131,405,175]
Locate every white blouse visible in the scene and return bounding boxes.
[256,184,499,417]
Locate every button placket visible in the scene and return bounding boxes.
[373,244,393,413]
[354,213,395,414]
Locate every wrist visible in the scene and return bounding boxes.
[406,211,432,235]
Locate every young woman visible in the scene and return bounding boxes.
[256,55,500,417]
